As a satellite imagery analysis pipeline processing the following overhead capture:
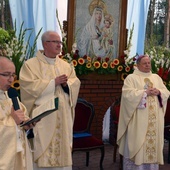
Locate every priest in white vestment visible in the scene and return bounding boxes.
[0,57,33,170]
[117,55,170,170]
[19,31,81,170]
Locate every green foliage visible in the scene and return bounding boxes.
[0,27,10,46]
[3,22,42,78]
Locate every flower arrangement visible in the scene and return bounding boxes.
[60,50,135,78]
[0,22,42,91]
[145,46,170,90]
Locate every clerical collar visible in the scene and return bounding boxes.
[134,69,152,77]
[44,56,56,65]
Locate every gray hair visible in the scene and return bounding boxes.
[41,31,58,42]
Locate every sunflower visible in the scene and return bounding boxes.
[121,73,128,80]
[93,61,101,69]
[87,56,91,62]
[86,62,92,68]
[117,65,123,71]
[102,62,108,69]
[78,58,85,65]
[125,66,131,72]
[72,60,78,66]
[110,62,115,68]
[113,59,119,65]
[11,79,20,91]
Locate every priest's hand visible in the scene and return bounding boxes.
[22,120,37,130]
[55,74,68,86]
[146,87,160,96]
[11,107,25,125]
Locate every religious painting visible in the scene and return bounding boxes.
[67,0,127,59]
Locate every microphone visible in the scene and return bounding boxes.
[8,87,34,138]
[8,87,20,110]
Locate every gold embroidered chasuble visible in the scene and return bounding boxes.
[117,69,170,165]
[0,91,33,170]
[19,51,81,168]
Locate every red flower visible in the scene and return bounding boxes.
[133,57,137,61]
[75,50,79,54]
[73,53,79,59]
[83,55,87,59]
[162,70,169,81]
[105,57,110,62]
[61,51,65,55]
[120,55,125,59]
[97,57,102,62]
[157,67,163,77]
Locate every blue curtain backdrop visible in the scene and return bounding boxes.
[126,0,150,57]
[9,0,61,50]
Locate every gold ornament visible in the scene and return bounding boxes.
[88,0,107,16]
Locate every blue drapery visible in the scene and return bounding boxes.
[9,0,61,50]
[126,0,150,57]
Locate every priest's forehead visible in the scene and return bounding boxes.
[136,55,150,64]
[41,31,61,41]
[0,56,14,65]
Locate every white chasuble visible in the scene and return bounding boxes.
[0,91,33,170]
[117,69,170,166]
[19,51,81,169]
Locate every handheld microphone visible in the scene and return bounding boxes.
[7,87,20,110]
[8,87,34,138]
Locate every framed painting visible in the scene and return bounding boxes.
[67,0,127,59]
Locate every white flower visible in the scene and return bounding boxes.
[161,54,164,58]
[160,59,165,67]
[165,59,170,69]
[72,42,77,53]
[150,51,154,55]
[65,53,72,62]
[124,50,129,56]
[62,32,67,39]
[124,58,130,65]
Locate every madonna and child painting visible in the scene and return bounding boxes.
[76,0,121,59]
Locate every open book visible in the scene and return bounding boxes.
[20,98,58,127]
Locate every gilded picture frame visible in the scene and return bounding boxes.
[67,0,127,59]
